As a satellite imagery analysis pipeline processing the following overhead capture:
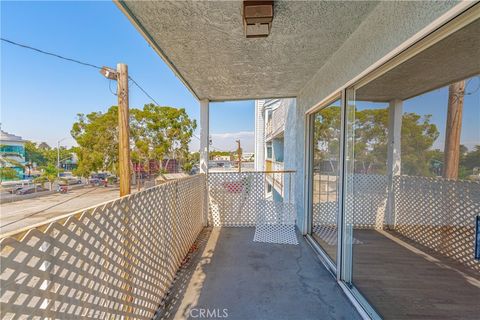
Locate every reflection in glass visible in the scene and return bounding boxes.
[310,100,341,263]
[346,70,480,319]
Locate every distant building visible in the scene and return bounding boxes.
[242,152,254,161]
[0,130,27,179]
[213,155,231,161]
[255,98,296,202]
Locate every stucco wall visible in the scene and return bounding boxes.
[292,0,461,232]
[282,98,298,206]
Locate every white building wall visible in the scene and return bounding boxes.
[254,100,265,171]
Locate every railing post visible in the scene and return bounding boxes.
[200,99,209,174]
[204,174,209,227]
[288,171,292,204]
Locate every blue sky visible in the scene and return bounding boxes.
[1,1,255,152]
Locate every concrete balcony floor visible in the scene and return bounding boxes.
[155,227,360,320]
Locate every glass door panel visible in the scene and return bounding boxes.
[344,18,480,319]
[310,99,342,263]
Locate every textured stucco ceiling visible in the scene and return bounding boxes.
[357,17,480,102]
[118,1,379,101]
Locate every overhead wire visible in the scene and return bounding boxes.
[2,37,240,154]
[1,37,160,105]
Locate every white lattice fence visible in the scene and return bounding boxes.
[0,174,206,320]
[394,176,480,272]
[207,172,295,227]
[312,174,388,229]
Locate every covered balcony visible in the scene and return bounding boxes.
[1,1,479,320]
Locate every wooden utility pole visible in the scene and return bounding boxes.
[443,80,465,180]
[236,140,242,173]
[117,63,131,196]
[100,64,131,196]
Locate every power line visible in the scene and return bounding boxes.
[2,37,241,155]
[128,76,160,106]
[1,37,161,105]
[1,38,102,70]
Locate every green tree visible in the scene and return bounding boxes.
[25,141,47,167]
[400,113,439,176]
[181,152,200,173]
[353,108,390,174]
[35,164,58,190]
[461,145,480,178]
[0,167,19,182]
[72,104,197,177]
[71,106,119,176]
[209,151,231,160]
[313,105,341,160]
[131,104,197,171]
[313,107,440,176]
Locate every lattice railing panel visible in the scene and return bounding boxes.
[313,174,388,229]
[207,172,295,227]
[0,174,206,319]
[394,176,480,272]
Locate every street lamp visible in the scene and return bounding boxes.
[57,137,70,178]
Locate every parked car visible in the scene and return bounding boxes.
[91,173,108,180]
[16,186,48,195]
[59,177,82,185]
[8,186,24,194]
[89,178,102,186]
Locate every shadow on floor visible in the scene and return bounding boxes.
[155,227,360,320]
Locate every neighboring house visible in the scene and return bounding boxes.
[0,130,27,180]
[255,99,296,203]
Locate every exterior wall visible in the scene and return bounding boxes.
[1,134,27,180]
[292,0,461,232]
[255,98,298,204]
[254,100,265,171]
[282,98,297,205]
[272,139,284,162]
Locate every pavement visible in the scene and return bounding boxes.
[0,186,121,235]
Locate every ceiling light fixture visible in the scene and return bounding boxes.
[243,1,274,38]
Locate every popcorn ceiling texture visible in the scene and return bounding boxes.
[122,0,378,100]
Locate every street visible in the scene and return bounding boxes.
[0,186,121,235]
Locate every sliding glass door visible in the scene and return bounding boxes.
[309,99,342,264]
[307,13,480,320]
[343,17,480,319]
